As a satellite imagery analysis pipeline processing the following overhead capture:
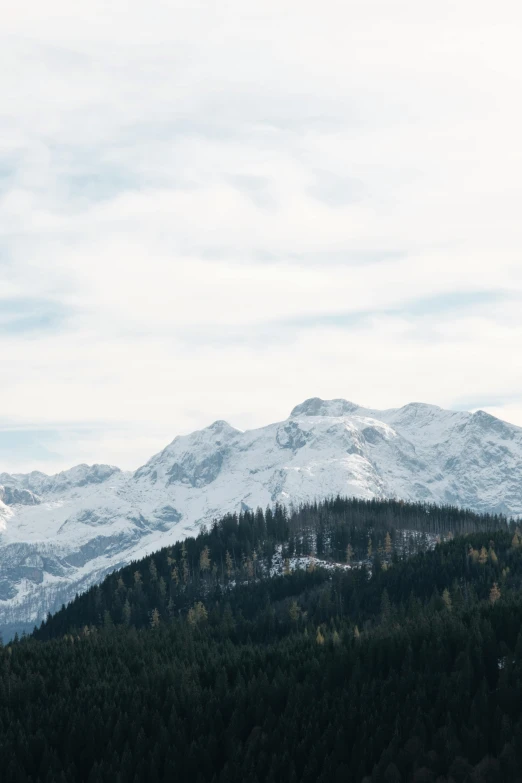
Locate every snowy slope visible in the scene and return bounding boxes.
[1,397,522,631]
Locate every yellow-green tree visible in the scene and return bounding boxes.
[187,601,208,626]
[289,600,300,625]
[489,582,501,604]
[469,547,479,563]
[200,546,211,573]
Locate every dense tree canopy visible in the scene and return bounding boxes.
[34,497,511,640]
[3,498,522,782]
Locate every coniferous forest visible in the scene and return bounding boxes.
[3,498,522,782]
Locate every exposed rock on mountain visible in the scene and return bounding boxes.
[1,398,522,632]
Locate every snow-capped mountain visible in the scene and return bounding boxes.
[1,397,522,633]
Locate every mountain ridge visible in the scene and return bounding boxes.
[1,396,521,632]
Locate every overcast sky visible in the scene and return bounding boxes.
[1,0,522,472]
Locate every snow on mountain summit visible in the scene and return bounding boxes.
[134,419,240,487]
[0,463,121,497]
[290,397,360,417]
[1,397,522,633]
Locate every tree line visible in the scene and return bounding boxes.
[2,499,522,781]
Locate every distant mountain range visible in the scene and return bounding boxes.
[1,397,522,633]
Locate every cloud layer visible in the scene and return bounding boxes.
[1,0,522,471]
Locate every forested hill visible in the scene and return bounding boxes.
[3,505,522,780]
[34,497,510,639]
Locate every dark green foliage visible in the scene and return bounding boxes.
[3,499,522,781]
[34,497,511,640]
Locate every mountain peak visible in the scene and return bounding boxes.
[206,420,239,434]
[290,397,359,418]
[470,409,520,438]
[3,397,522,634]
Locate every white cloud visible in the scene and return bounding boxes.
[1,0,522,471]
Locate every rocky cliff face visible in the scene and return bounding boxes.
[2,398,522,633]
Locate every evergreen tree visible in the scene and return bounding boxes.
[150,608,160,628]
[490,582,501,604]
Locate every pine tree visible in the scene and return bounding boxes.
[489,582,501,604]
[384,532,392,556]
[380,589,391,622]
[150,608,160,628]
[442,588,452,611]
[346,544,354,563]
[225,550,234,579]
[288,601,300,625]
[200,546,211,573]
[188,601,208,626]
[158,576,166,599]
[122,599,132,626]
[182,542,190,584]
[316,628,325,645]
